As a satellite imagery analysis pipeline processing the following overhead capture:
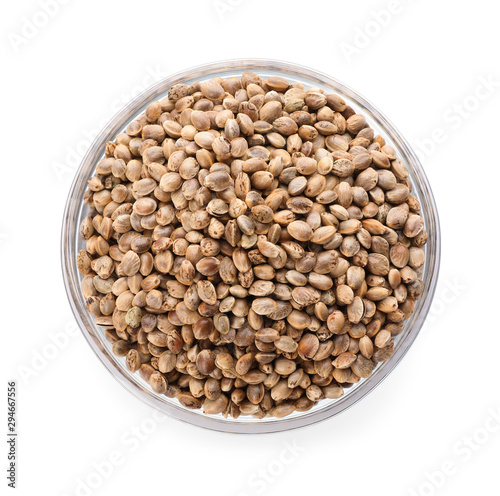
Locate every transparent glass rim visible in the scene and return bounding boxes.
[61,59,441,434]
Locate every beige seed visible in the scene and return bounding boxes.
[203,394,228,415]
[274,358,296,375]
[311,226,337,244]
[359,336,374,359]
[287,221,313,242]
[275,336,298,353]
[255,328,280,343]
[351,355,375,378]
[274,116,298,136]
[233,248,252,272]
[200,79,225,101]
[332,352,357,369]
[347,296,365,323]
[366,253,390,276]
[235,353,254,376]
[260,101,283,123]
[248,280,275,297]
[323,384,344,399]
[159,172,182,192]
[125,349,142,373]
[291,286,321,306]
[404,214,425,238]
[149,372,167,394]
[298,333,319,359]
[337,284,354,305]
[377,296,398,313]
[204,171,232,191]
[251,298,278,316]
[121,251,141,276]
[196,280,217,305]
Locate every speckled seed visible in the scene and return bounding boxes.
[287,221,313,241]
[252,298,278,316]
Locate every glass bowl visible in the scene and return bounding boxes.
[61,59,441,433]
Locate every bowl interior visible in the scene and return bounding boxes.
[62,60,440,433]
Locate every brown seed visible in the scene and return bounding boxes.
[196,257,220,276]
[291,286,321,306]
[192,317,214,339]
[366,253,390,276]
[191,110,211,131]
[327,310,345,334]
[121,251,141,276]
[233,248,252,272]
[126,349,142,373]
[390,243,410,268]
[409,247,425,269]
[203,394,228,415]
[274,358,296,375]
[200,79,225,101]
[255,327,280,343]
[359,336,374,359]
[196,281,217,305]
[337,285,354,305]
[346,114,367,135]
[196,349,215,375]
[177,393,202,410]
[377,296,398,313]
[248,280,275,297]
[365,286,391,301]
[404,214,425,238]
[149,372,167,394]
[305,92,327,110]
[386,204,410,230]
[260,101,283,123]
[204,171,232,191]
[252,298,278,316]
[308,272,333,291]
[274,116,298,136]
[275,336,298,353]
[314,250,339,274]
[347,296,365,323]
[158,351,176,373]
[271,380,293,401]
[323,384,344,399]
[243,370,267,384]
[298,333,320,359]
[351,356,375,378]
[159,172,182,192]
[311,226,337,244]
[332,159,355,177]
[306,384,323,401]
[332,352,357,369]
[235,353,254,375]
[356,167,378,191]
[254,246,277,267]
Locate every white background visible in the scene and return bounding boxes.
[2,1,500,495]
